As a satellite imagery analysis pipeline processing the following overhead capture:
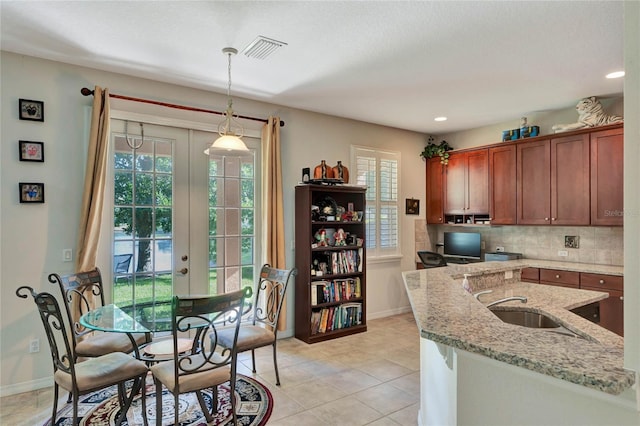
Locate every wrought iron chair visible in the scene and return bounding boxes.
[218,264,297,386]
[48,267,149,359]
[16,286,148,426]
[149,289,248,426]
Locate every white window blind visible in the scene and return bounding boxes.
[351,146,400,257]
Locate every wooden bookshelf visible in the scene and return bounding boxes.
[294,184,367,343]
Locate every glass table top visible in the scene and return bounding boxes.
[80,299,174,333]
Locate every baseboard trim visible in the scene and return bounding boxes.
[367,306,413,320]
[0,376,53,397]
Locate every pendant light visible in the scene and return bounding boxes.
[204,47,249,155]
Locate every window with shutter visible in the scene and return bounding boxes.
[351,146,400,257]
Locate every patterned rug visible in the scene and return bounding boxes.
[43,375,272,425]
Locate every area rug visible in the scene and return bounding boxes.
[43,375,272,425]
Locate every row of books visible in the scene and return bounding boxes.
[310,303,363,334]
[328,249,362,275]
[310,278,362,305]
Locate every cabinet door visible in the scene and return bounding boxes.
[466,149,489,213]
[489,145,517,224]
[517,140,551,224]
[426,157,444,224]
[444,152,466,214]
[591,127,624,225]
[551,134,590,225]
[596,289,624,336]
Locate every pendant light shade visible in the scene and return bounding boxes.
[205,47,249,155]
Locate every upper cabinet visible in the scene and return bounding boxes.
[551,133,591,225]
[444,149,488,215]
[517,139,552,224]
[590,127,624,226]
[425,124,623,227]
[488,145,517,225]
[426,157,444,224]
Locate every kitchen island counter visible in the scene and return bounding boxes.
[402,261,634,395]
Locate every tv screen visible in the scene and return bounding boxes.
[444,232,481,259]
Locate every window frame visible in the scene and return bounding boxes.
[350,145,401,259]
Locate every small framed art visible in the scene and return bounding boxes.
[19,99,44,122]
[19,141,44,162]
[406,198,420,215]
[19,182,45,203]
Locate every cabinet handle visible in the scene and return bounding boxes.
[551,217,556,221]
[555,274,560,279]
[599,279,605,284]
[545,217,549,221]
[620,296,624,301]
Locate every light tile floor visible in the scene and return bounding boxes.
[0,312,420,425]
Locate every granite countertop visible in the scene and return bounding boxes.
[402,260,634,395]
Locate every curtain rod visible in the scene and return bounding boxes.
[80,87,284,127]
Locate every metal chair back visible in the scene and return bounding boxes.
[251,264,297,335]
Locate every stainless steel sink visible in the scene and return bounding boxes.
[490,308,585,339]
[490,309,560,328]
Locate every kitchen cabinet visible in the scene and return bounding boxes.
[520,267,540,283]
[551,133,591,225]
[580,273,623,336]
[522,267,623,336]
[444,149,488,214]
[590,127,624,226]
[517,134,590,225]
[539,268,580,289]
[426,157,444,224]
[488,144,517,225]
[517,139,551,224]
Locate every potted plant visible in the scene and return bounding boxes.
[420,136,453,165]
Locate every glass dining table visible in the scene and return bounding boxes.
[80,292,252,362]
[80,298,179,361]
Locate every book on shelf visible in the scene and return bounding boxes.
[309,302,363,334]
[312,278,362,305]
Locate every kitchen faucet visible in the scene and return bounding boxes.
[473,290,528,308]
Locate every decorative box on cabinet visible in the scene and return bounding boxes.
[294,184,367,344]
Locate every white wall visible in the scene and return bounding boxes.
[623,0,640,373]
[0,52,425,394]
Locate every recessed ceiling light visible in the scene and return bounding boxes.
[434,116,447,122]
[606,71,625,79]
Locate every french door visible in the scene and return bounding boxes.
[109,119,259,306]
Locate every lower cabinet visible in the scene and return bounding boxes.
[520,267,623,336]
[579,273,624,336]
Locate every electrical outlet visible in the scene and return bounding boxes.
[29,338,39,353]
[504,270,513,279]
[558,250,568,257]
[63,249,72,262]
[496,246,505,252]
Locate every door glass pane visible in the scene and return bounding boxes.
[112,133,174,306]
[208,152,256,295]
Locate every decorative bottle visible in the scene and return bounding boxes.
[332,161,350,183]
[313,160,334,179]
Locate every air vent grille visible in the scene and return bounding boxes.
[242,36,287,60]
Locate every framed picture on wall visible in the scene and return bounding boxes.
[18,99,44,122]
[19,141,44,162]
[406,198,420,215]
[19,182,45,203]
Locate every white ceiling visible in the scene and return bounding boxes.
[0,1,624,134]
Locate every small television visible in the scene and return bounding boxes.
[443,232,482,260]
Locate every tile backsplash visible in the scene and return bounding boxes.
[414,219,623,266]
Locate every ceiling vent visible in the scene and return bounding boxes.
[242,36,287,60]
